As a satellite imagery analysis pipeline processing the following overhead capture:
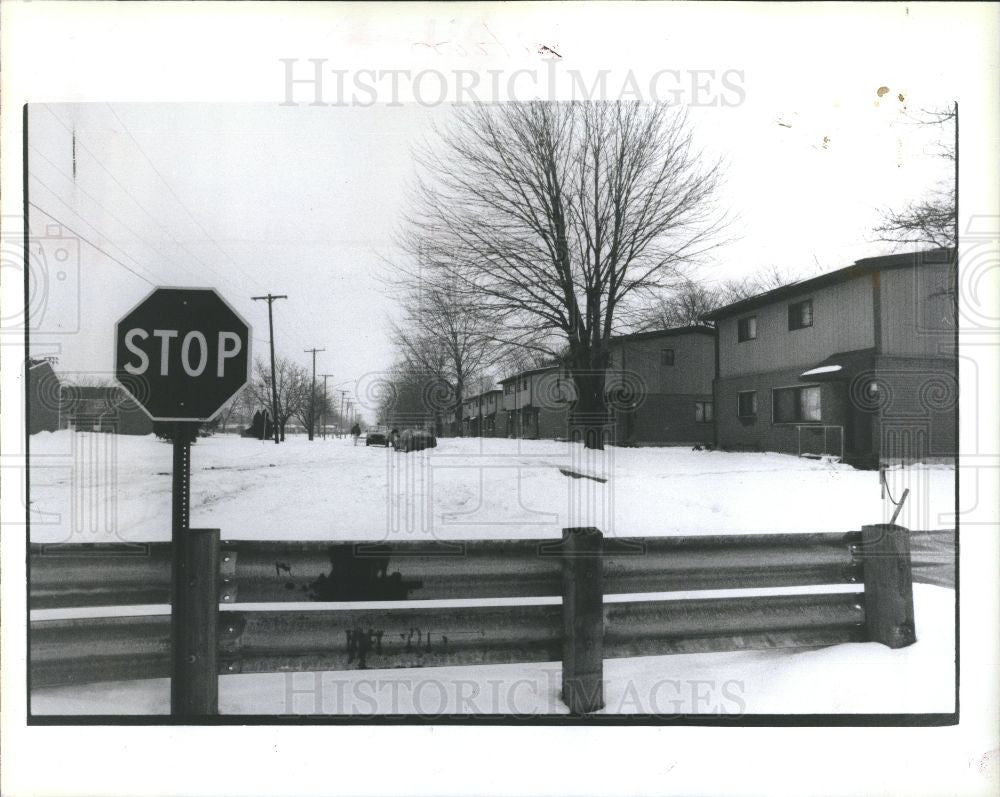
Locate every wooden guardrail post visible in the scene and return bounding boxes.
[860,524,916,648]
[560,527,605,714]
[171,528,220,716]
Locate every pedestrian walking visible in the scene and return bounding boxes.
[351,422,361,446]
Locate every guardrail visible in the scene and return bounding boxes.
[30,524,923,714]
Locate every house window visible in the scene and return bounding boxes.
[737,316,757,342]
[772,385,822,423]
[695,401,714,423]
[737,391,757,417]
[661,349,675,366]
[788,299,813,330]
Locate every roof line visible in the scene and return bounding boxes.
[702,246,955,321]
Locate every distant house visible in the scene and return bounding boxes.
[27,359,61,434]
[60,385,154,436]
[479,389,503,436]
[458,389,503,437]
[500,365,575,439]
[457,394,475,436]
[702,247,956,466]
[606,326,716,446]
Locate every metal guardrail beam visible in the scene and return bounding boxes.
[30,543,171,609]
[31,532,880,609]
[30,592,865,689]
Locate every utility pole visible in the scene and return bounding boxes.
[251,294,287,444]
[303,348,325,441]
[339,390,348,438]
[319,374,334,440]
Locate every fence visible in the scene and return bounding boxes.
[797,424,845,460]
[30,524,920,714]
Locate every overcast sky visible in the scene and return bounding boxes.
[26,95,951,418]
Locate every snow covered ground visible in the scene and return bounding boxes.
[30,583,954,716]
[27,431,957,715]
[28,430,956,543]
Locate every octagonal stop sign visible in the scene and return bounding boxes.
[115,288,251,421]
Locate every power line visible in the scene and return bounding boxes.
[41,105,241,296]
[303,347,326,441]
[104,104,266,293]
[27,175,164,285]
[26,201,154,286]
[319,373,334,439]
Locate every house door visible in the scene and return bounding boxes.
[844,398,874,465]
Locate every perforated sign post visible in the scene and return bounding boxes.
[115,287,251,716]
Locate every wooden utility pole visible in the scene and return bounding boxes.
[303,348,325,441]
[339,390,348,438]
[319,373,334,439]
[251,294,287,444]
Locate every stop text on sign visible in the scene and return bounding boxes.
[122,328,244,378]
[114,287,251,422]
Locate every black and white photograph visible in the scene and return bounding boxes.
[2,2,998,797]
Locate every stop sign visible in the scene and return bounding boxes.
[114,287,251,421]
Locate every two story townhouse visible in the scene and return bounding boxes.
[606,326,716,446]
[702,248,956,467]
[461,394,481,437]
[479,388,503,436]
[500,365,575,439]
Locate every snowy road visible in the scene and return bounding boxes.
[28,431,956,543]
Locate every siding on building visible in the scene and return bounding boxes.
[607,327,716,445]
[500,366,573,439]
[716,275,875,377]
[705,248,956,466]
[27,360,61,434]
[878,260,955,356]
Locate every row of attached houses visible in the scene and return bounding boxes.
[449,247,956,467]
[450,325,717,446]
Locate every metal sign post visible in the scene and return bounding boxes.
[169,422,219,716]
[114,287,251,718]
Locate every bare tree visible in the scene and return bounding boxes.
[718,264,800,304]
[388,278,496,436]
[247,356,309,442]
[375,359,442,430]
[216,387,258,434]
[291,383,334,436]
[403,101,727,448]
[633,279,721,331]
[873,107,956,248]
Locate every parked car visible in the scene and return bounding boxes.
[392,428,437,452]
[365,426,391,446]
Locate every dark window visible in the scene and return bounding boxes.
[661,349,675,366]
[737,316,757,342]
[737,391,757,417]
[788,299,813,330]
[772,385,822,423]
[695,401,714,423]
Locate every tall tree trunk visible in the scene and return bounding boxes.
[569,344,611,451]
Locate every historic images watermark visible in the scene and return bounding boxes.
[281,669,747,716]
[280,59,747,107]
